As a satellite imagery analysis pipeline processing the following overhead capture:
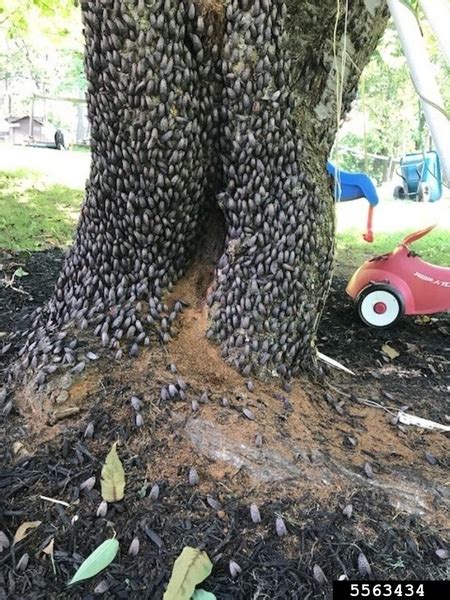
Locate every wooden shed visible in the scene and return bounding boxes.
[8,116,44,145]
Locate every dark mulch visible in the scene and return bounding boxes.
[0,250,64,329]
[0,249,449,599]
[318,275,449,423]
[0,428,448,599]
[0,250,66,371]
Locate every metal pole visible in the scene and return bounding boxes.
[29,97,34,141]
[417,0,450,65]
[387,0,450,185]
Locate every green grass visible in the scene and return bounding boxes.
[337,228,450,272]
[0,169,83,251]
[71,144,91,153]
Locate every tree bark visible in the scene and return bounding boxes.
[7,0,388,386]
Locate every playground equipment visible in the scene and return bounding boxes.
[326,162,379,206]
[347,225,450,328]
[327,161,378,243]
[394,151,443,202]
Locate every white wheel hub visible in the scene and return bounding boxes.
[359,289,400,327]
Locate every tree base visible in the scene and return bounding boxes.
[10,269,449,523]
[2,259,449,596]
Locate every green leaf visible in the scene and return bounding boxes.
[163,547,213,600]
[13,268,28,278]
[101,442,125,502]
[68,538,119,586]
[137,480,149,499]
[191,590,217,600]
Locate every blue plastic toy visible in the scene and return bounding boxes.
[327,161,379,242]
[326,161,379,206]
[393,151,442,202]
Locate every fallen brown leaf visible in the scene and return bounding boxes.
[13,521,42,546]
[381,344,400,360]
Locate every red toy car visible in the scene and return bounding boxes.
[347,225,450,328]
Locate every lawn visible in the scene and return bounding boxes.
[0,169,83,251]
[336,228,450,270]
[335,196,450,270]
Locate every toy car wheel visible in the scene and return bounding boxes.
[356,285,403,328]
[417,182,431,202]
[393,185,405,200]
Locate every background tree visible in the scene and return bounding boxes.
[0,0,84,133]
[337,17,450,182]
[8,0,389,390]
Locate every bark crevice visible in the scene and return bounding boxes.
[192,201,227,303]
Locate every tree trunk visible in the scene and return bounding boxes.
[8,0,388,386]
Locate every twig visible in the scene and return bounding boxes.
[356,398,398,416]
[326,383,398,416]
[326,382,351,398]
[0,277,31,297]
[39,495,70,508]
[8,285,31,297]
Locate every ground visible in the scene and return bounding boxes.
[0,147,449,599]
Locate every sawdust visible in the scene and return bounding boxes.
[197,0,226,16]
